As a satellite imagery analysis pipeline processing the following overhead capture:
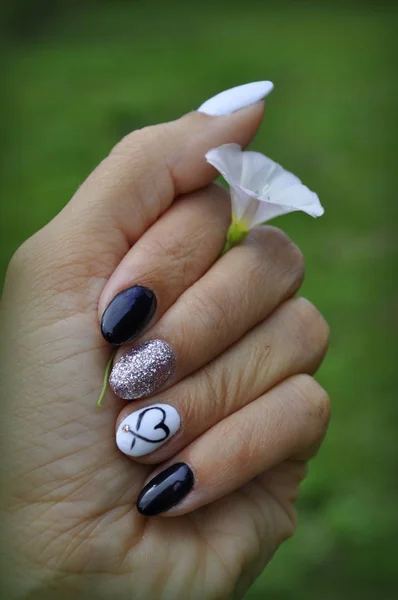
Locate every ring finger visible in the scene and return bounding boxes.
[115,296,329,461]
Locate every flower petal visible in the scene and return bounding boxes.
[240,149,278,191]
[206,144,247,221]
[205,143,244,188]
[235,184,296,223]
[275,184,324,217]
[206,143,324,228]
[236,182,323,224]
[229,187,261,225]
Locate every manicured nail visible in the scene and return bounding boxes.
[109,339,176,400]
[198,81,274,117]
[116,404,180,457]
[137,463,194,516]
[101,285,157,345]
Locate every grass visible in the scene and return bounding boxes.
[1,1,397,598]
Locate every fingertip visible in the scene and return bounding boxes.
[171,101,266,196]
[197,80,273,116]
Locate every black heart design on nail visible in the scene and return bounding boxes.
[125,407,170,450]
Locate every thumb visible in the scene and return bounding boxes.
[45,81,272,261]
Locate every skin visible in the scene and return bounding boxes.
[0,104,330,600]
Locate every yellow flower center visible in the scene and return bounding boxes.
[222,215,250,254]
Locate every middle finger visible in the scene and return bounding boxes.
[109,226,305,400]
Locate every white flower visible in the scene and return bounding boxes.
[205,143,324,233]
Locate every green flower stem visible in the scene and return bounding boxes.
[221,218,249,255]
[97,348,116,407]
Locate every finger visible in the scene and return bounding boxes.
[191,459,308,587]
[42,84,271,265]
[109,226,305,398]
[98,183,230,344]
[114,296,329,460]
[135,374,331,516]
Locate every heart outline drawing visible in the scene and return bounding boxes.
[125,406,171,450]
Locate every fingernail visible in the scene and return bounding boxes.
[116,404,180,457]
[109,339,176,400]
[101,285,157,345]
[137,463,194,516]
[198,81,274,116]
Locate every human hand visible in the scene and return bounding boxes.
[0,83,330,600]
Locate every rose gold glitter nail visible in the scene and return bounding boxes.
[109,339,176,400]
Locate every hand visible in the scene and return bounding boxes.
[0,84,330,600]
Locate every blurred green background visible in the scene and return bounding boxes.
[1,1,397,598]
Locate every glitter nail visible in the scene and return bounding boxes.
[109,339,176,400]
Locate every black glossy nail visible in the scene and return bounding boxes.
[101,285,157,345]
[137,463,194,516]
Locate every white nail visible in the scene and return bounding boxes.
[116,404,181,458]
[198,81,274,116]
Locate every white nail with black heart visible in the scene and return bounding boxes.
[116,404,181,457]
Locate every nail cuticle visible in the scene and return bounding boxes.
[136,463,194,516]
[101,285,157,346]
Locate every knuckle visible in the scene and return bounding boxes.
[110,122,175,170]
[231,338,271,406]
[135,236,192,291]
[195,361,232,421]
[290,297,330,354]
[182,364,227,426]
[199,364,226,414]
[216,362,238,416]
[188,183,231,234]
[6,236,39,279]
[141,232,189,263]
[188,287,234,340]
[106,124,174,211]
[290,374,331,437]
[265,226,304,266]
[7,246,28,278]
[111,125,155,156]
[179,384,202,426]
[250,226,305,290]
